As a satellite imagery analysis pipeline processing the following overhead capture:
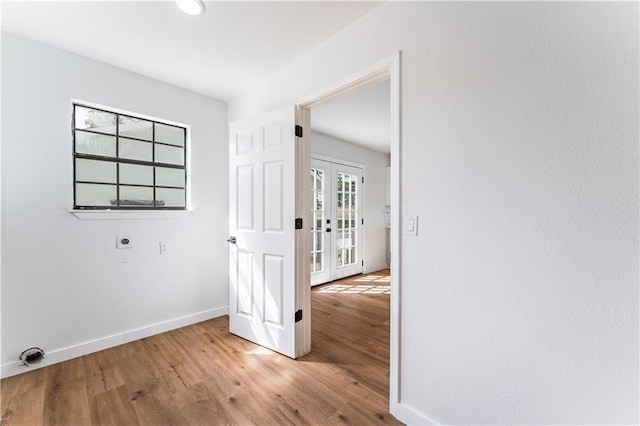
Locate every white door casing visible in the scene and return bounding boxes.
[229,106,304,359]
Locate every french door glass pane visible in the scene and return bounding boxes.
[310,167,325,274]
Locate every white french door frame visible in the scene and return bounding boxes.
[296,52,402,417]
[311,156,365,286]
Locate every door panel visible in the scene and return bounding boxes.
[229,106,297,358]
[264,161,284,232]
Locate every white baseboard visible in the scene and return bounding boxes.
[1,306,228,379]
[364,262,389,274]
[392,401,440,425]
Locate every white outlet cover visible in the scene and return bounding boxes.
[116,235,133,249]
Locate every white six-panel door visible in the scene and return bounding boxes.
[229,107,298,358]
[311,158,363,286]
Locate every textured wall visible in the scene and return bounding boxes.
[230,2,639,424]
[2,34,229,375]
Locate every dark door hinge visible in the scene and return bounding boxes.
[295,218,303,229]
[295,310,303,323]
[295,125,303,137]
[362,176,364,183]
[361,218,364,225]
[362,260,364,266]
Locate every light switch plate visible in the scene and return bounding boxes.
[159,241,169,254]
[404,215,418,236]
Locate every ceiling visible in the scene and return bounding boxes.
[1,1,382,101]
[2,1,390,153]
[312,80,390,154]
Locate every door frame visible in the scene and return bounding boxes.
[310,156,365,286]
[296,52,402,414]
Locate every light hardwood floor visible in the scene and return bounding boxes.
[1,269,401,425]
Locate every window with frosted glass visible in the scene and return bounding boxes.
[72,104,187,209]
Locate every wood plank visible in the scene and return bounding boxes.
[0,269,402,426]
[1,386,45,426]
[88,385,139,426]
[42,358,91,426]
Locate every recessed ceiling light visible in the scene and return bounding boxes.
[176,0,206,16]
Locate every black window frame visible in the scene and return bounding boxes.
[72,103,188,210]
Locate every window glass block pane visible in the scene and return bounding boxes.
[120,163,153,186]
[119,138,152,162]
[75,130,116,157]
[75,106,117,134]
[75,159,116,184]
[155,167,185,188]
[155,123,184,146]
[155,144,184,166]
[119,185,154,207]
[119,116,152,141]
[75,183,116,207]
[156,188,185,207]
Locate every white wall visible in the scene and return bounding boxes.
[311,131,390,273]
[230,2,639,424]
[1,34,229,376]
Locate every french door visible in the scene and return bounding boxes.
[310,158,364,286]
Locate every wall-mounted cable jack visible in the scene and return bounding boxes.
[19,347,45,366]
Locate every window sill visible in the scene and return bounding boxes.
[70,210,191,220]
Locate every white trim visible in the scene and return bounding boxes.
[71,98,190,128]
[311,153,365,170]
[392,401,440,425]
[1,306,228,379]
[298,54,397,109]
[388,51,402,415]
[297,51,402,418]
[70,209,192,220]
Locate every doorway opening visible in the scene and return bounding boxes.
[296,52,401,412]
